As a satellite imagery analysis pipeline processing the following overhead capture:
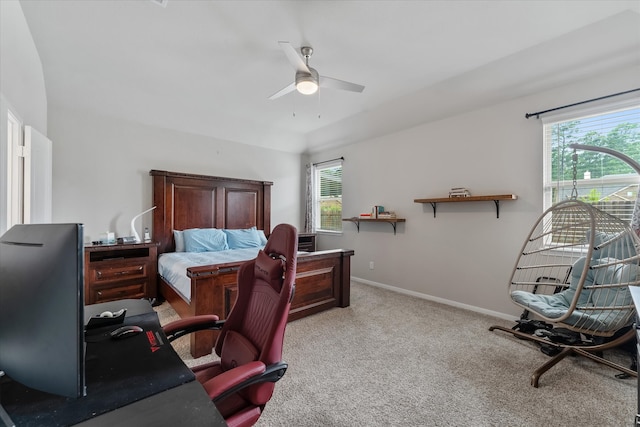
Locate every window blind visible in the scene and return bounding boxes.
[314,159,343,232]
[543,102,640,223]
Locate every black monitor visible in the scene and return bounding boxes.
[0,223,85,399]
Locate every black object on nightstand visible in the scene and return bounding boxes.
[298,233,316,252]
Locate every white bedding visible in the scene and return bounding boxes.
[158,247,263,302]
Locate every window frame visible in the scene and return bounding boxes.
[313,159,343,234]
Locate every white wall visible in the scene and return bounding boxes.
[311,65,640,319]
[0,0,48,235]
[48,107,302,244]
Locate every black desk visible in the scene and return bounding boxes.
[1,299,225,426]
[76,381,219,426]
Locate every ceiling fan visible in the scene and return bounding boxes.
[269,41,365,100]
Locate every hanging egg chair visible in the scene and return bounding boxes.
[490,145,640,387]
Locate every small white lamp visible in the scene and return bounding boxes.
[130,206,156,243]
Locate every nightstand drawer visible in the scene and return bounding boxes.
[91,262,148,283]
[92,282,147,303]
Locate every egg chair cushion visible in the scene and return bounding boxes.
[511,256,638,332]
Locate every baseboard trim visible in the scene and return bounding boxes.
[352,276,517,322]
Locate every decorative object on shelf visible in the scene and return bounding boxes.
[129,206,156,243]
[370,205,385,218]
[449,187,471,198]
[368,205,398,219]
[414,194,517,218]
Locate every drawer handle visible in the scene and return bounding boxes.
[109,266,144,276]
[121,267,143,274]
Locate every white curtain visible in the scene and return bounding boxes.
[304,163,314,233]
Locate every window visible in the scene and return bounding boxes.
[313,160,342,232]
[543,101,640,224]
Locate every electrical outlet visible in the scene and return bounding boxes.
[369,261,374,270]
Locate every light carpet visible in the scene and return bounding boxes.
[155,281,636,426]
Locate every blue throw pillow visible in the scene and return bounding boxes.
[183,228,229,253]
[256,229,268,245]
[224,228,264,249]
[588,231,637,260]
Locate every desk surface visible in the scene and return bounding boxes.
[77,380,223,426]
[2,299,225,427]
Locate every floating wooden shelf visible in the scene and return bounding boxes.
[413,194,517,218]
[342,217,406,235]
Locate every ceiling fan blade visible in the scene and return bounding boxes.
[278,41,310,73]
[268,82,297,100]
[319,76,365,93]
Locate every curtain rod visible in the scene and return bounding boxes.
[313,156,344,166]
[525,88,640,119]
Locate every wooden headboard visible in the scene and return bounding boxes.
[150,170,273,255]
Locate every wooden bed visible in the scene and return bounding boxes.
[150,169,354,358]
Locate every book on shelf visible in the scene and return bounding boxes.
[377,211,396,219]
[449,187,471,198]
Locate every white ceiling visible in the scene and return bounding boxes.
[18,0,640,154]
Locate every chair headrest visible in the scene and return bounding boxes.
[254,250,286,293]
[262,224,298,280]
[264,224,297,253]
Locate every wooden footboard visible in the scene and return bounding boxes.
[160,249,354,358]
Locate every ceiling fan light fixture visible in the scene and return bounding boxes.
[296,79,318,95]
[269,42,364,100]
[295,68,319,95]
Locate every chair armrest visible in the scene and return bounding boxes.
[204,361,288,403]
[204,361,265,401]
[163,315,222,342]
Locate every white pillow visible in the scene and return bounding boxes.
[173,230,186,252]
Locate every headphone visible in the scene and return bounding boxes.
[99,308,126,318]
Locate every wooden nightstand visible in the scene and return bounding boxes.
[298,233,316,252]
[84,242,158,305]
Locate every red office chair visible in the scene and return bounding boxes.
[163,224,298,427]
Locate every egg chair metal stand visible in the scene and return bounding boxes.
[490,144,640,387]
